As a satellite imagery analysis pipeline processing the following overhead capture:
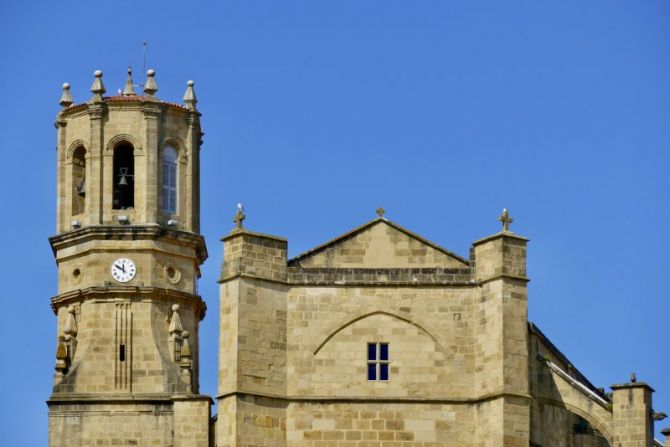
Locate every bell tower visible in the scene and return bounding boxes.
[48,69,210,447]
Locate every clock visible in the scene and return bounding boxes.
[111,258,137,283]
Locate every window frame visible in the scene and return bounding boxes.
[161,145,178,215]
[367,342,389,381]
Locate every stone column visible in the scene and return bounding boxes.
[184,111,200,233]
[55,117,68,233]
[142,103,161,224]
[87,104,105,225]
[611,381,654,447]
[472,229,531,446]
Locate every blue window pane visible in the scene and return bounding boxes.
[367,363,377,380]
[367,343,376,361]
[379,343,389,361]
[380,363,389,380]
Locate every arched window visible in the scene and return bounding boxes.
[162,146,178,214]
[71,147,86,215]
[113,144,134,210]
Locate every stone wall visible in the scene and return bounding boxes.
[286,285,475,399]
[48,402,174,447]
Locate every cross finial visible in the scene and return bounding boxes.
[376,207,386,218]
[233,203,245,230]
[498,208,513,232]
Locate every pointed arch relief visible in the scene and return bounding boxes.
[105,134,143,153]
[312,309,449,357]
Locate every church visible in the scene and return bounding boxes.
[47,69,668,447]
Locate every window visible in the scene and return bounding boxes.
[71,146,86,215]
[367,342,389,380]
[162,146,178,214]
[113,144,134,209]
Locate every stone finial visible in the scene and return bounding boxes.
[376,207,386,218]
[55,335,68,376]
[89,70,106,102]
[179,330,193,391]
[143,69,158,96]
[498,208,513,232]
[233,203,245,231]
[123,66,136,96]
[59,83,73,107]
[183,80,197,110]
[169,304,183,334]
[64,306,78,337]
[180,331,191,359]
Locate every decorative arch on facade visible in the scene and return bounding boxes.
[105,134,142,153]
[66,139,90,160]
[312,309,449,357]
[535,397,613,444]
[159,137,186,155]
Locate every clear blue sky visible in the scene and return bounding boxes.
[1,1,668,444]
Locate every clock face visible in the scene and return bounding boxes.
[111,258,137,283]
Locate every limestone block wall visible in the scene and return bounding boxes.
[52,298,199,395]
[236,278,288,395]
[220,231,288,282]
[294,222,467,269]
[286,286,475,399]
[217,395,286,447]
[287,402,475,446]
[174,398,211,447]
[56,242,199,295]
[611,383,654,447]
[48,402,174,447]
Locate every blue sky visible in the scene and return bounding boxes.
[1,1,668,444]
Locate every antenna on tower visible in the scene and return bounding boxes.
[142,41,148,83]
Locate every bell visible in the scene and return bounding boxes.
[119,174,128,187]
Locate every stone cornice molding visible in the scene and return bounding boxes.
[50,286,207,320]
[49,225,208,263]
[215,390,533,404]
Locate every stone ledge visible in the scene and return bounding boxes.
[610,382,655,392]
[287,267,474,286]
[49,224,208,263]
[215,390,533,404]
[477,273,530,285]
[472,230,529,246]
[50,286,207,319]
[220,228,287,243]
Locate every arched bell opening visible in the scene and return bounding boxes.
[112,143,134,210]
[71,146,86,215]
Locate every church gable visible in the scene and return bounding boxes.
[289,218,468,268]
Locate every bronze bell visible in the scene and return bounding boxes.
[118,167,130,187]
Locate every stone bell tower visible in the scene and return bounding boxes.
[48,69,210,446]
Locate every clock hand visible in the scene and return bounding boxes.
[114,263,124,272]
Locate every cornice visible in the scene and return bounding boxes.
[49,225,207,263]
[50,286,207,320]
